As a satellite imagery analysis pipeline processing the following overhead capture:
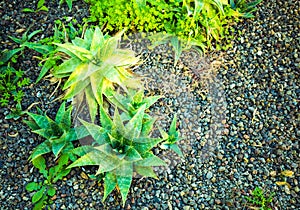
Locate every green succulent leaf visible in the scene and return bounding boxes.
[72,37,90,49]
[169,114,178,135]
[60,106,72,129]
[79,118,107,145]
[71,145,95,156]
[124,104,146,139]
[53,57,81,78]
[133,138,163,154]
[63,63,89,90]
[67,149,120,173]
[23,119,39,130]
[141,117,156,137]
[132,89,144,104]
[36,58,57,83]
[63,77,90,99]
[99,105,113,130]
[169,143,183,157]
[52,139,66,158]
[170,36,182,65]
[32,128,52,139]
[0,48,23,64]
[142,95,162,109]
[29,141,52,161]
[26,112,49,129]
[90,27,105,54]
[125,147,143,162]
[90,70,105,105]
[85,85,98,122]
[55,102,66,123]
[113,108,126,136]
[55,43,93,61]
[115,161,133,207]
[103,172,117,202]
[134,166,158,179]
[21,42,52,55]
[158,126,169,140]
[104,88,130,112]
[136,152,166,167]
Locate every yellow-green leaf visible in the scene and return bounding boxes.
[281,170,294,177]
[276,181,291,188]
[63,63,89,90]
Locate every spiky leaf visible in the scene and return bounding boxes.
[52,139,66,158]
[133,138,163,154]
[79,118,107,145]
[124,104,146,139]
[29,141,51,161]
[135,166,158,179]
[99,105,113,130]
[136,152,166,167]
[53,57,82,77]
[169,144,183,157]
[85,85,98,122]
[103,172,117,202]
[115,162,133,207]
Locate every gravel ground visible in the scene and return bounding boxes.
[0,0,299,209]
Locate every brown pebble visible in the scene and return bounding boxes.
[215,199,222,205]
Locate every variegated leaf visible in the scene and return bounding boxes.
[79,118,107,145]
[115,161,133,207]
[134,165,158,179]
[53,57,81,77]
[29,141,52,161]
[136,152,167,167]
[133,138,163,154]
[102,172,117,202]
[124,104,146,140]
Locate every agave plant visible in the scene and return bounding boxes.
[105,88,162,121]
[159,114,184,157]
[24,102,86,161]
[68,105,166,206]
[50,26,140,122]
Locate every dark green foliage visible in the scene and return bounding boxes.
[0,65,30,107]
[24,102,87,160]
[25,154,71,210]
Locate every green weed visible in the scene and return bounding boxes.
[22,0,49,13]
[245,187,275,210]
